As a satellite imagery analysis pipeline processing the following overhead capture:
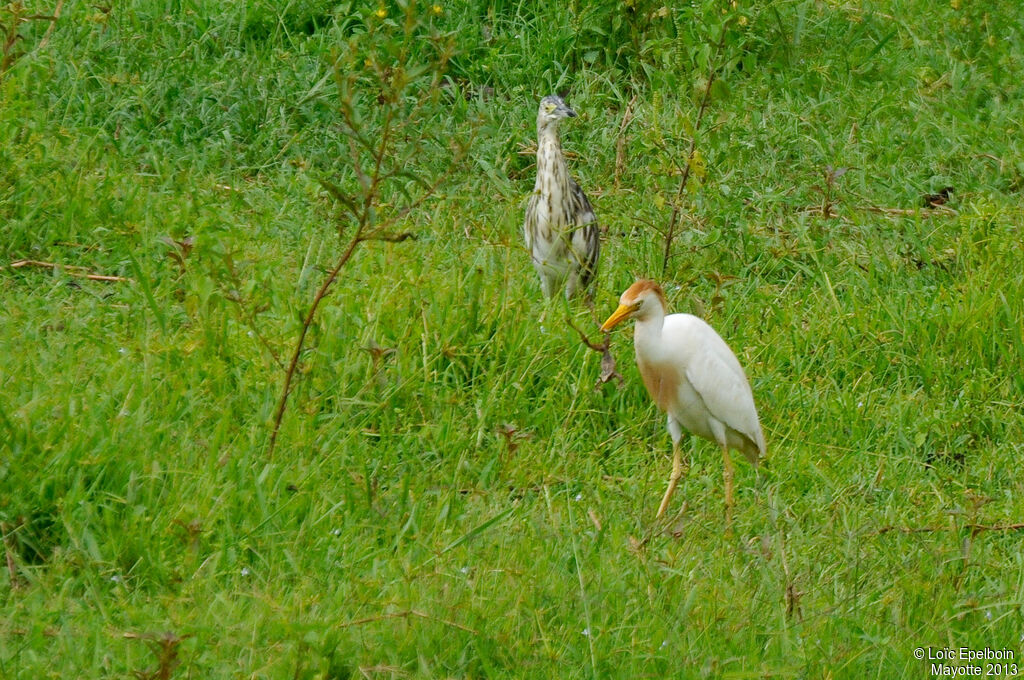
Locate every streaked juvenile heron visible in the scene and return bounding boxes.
[601,280,766,521]
[524,95,600,300]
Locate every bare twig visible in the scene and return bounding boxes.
[10,259,131,282]
[213,247,284,369]
[565,315,607,353]
[223,291,284,371]
[661,22,730,276]
[359,230,416,243]
[338,609,478,635]
[267,145,472,459]
[266,14,471,458]
[874,523,1024,537]
[566,316,623,389]
[267,173,457,458]
[1,1,63,79]
[268,224,364,458]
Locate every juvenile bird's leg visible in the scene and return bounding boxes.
[538,269,554,300]
[565,268,580,301]
[656,441,685,518]
[722,444,735,527]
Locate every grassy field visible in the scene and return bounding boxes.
[2,0,1023,677]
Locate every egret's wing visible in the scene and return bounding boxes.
[673,319,765,456]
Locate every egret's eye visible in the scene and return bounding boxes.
[633,301,643,311]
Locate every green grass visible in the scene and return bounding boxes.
[2,0,1024,677]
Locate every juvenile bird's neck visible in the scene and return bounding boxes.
[535,124,568,191]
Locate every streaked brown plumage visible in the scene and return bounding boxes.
[524,95,600,300]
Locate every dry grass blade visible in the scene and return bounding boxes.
[614,93,638,192]
[859,204,957,217]
[37,0,63,49]
[10,259,132,282]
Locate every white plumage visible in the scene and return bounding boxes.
[601,280,765,519]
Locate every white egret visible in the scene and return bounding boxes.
[601,280,765,520]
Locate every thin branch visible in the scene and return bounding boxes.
[969,523,1024,536]
[565,315,607,353]
[337,119,379,162]
[269,108,395,459]
[266,22,475,458]
[338,609,478,635]
[661,22,730,276]
[319,177,361,219]
[226,296,284,370]
[644,134,691,178]
[359,230,416,243]
[566,316,623,389]
[267,228,363,458]
[266,135,472,459]
[874,523,1024,537]
[348,137,373,192]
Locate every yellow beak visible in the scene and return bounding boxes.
[600,304,634,332]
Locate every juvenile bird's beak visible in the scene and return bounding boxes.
[559,103,577,118]
[600,304,633,332]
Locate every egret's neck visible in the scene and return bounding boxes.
[632,306,667,359]
[535,122,568,191]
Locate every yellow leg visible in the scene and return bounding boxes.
[722,445,735,527]
[656,442,685,518]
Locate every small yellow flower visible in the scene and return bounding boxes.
[738,14,748,26]
[375,7,386,18]
[950,0,960,8]
[431,4,442,14]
